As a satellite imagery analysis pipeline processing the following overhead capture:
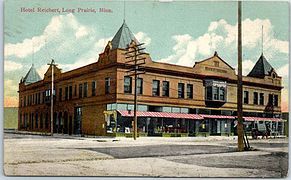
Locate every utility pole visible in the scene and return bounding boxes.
[237,1,244,151]
[47,59,58,136]
[125,41,146,140]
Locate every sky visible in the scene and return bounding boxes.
[4,0,289,111]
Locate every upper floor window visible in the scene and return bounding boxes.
[187,84,193,99]
[59,88,62,101]
[253,92,258,105]
[178,83,185,98]
[65,86,69,100]
[268,94,273,105]
[38,93,41,104]
[105,77,110,94]
[268,94,278,107]
[32,94,35,105]
[83,82,88,98]
[274,94,278,107]
[162,81,169,97]
[74,85,77,97]
[219,87,225,101]
[205,80,226,102]
[213,86,219,100]
[42,92,45,103]
[92,81,96,96]
[45,90,50,97]
[137,78,143,95]
[152,80,160,96]
[124,76,132,93]
[259,93,264,105]
[243,91,249,104]
[69,86,72,100]
[79,84,83,98]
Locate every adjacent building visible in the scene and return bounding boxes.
[18,21,285,137]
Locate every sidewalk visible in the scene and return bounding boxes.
[4,129,287,142]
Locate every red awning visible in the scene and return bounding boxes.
[117,110,203,120]
[199,114,235,119]
[244,117,285,122]
[117,110,285,122]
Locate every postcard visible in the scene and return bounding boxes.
[3,0,289,178]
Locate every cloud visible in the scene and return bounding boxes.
[5,35,46,58]
[135,32,151,47]
[233,59,256,76]
[4,60,23,72]
[242,59,255,76]
[277,64,289,78]
[58,37,112,71]
[158,18,289,67]
[4,13,93,59]
[75,26,90,39]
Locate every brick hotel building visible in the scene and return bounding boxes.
[18,21,285,136]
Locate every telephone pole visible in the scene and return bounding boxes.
[125,41,146,140]
[47,59,58,136]
[237,1,244,151]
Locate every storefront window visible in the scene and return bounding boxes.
[162,106,171,112]
[172,107,180,113]
[181,108,189,113]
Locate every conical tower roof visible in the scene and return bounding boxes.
[248,54,275,78]
[111,21,138,50]
[23,64,42,85]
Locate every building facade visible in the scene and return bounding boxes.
[18,21,285,136]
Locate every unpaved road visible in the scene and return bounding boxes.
[3,133,288,177]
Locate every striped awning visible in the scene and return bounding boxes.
[244,117,285,122]
[117,110,285,122]
[117,110,203,120]
[199,114,235,119]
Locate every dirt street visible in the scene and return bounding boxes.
[3,133,288,177]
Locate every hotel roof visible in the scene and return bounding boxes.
[248,53,275,78]
[111,20,138,50]
[23,64,42,85]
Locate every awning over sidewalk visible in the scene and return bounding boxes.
[117,110,285,122]
[244,117,286,122]
[199,114,235,119]
[117,110,203,120]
